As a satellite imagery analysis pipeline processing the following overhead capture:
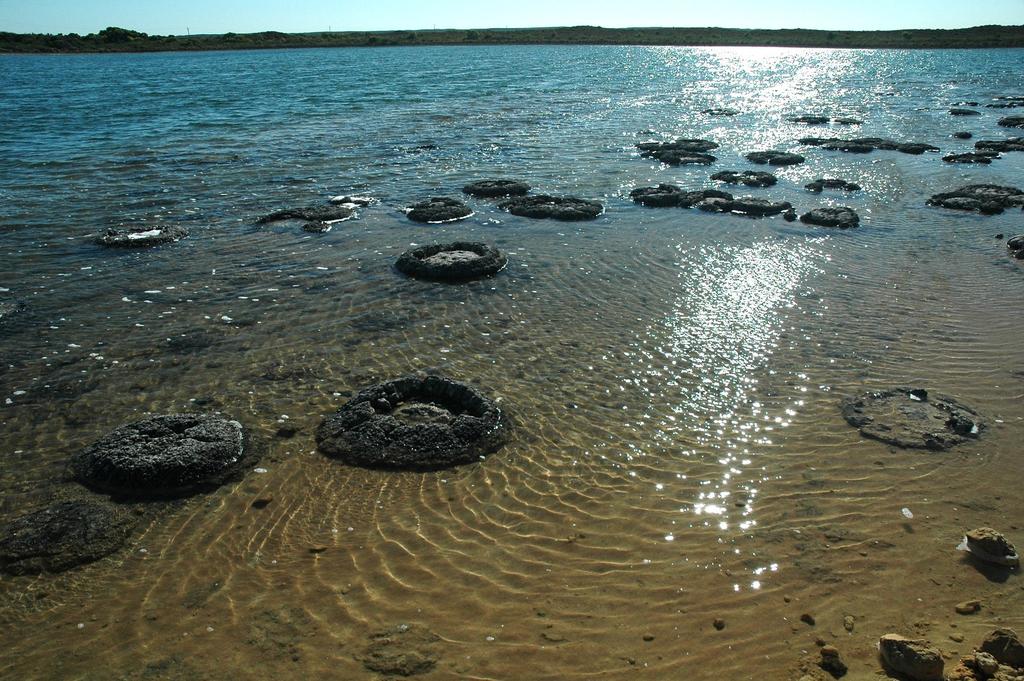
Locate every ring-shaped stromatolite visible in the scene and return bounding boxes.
[406,197,474,223]
[69,414,248,498]
[745,150,806,166]
[316,375,507,470]
[498,195,603,221]
[462,180,530,198]
[395,242,507,282]
[840,387,983,451]
[0,500,135,575]
[96,225,188,248]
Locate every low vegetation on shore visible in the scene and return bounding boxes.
[3,24,1024,53]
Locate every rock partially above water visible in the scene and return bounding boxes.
[975,137,1024,153]
[998,116,1024,128]
[745,150,806,166]
[927,184,1024,215]
[959,528,1020,568]
[1007,235,1024,259]
[257,204,355,225]
[499,195,603,220]
[360,624,440,677]
[637,138,719,165]
[841,387,983,450]
[979,628,1024,667]
[630,183,684,207]
[462,179,531,198]
[800,207,860,228]
[711,170,778,187]
[833,117,863,125]
[943,152,998,164]
[878,634,944,681]
[698,196,792,217]
[96,225,188,248]
[69,413,249,498]
[950,108,981,116]
[800,137,940,155]
[406,197,474,223]
[0,500,134,575]
[805,178,861,193]
[953,131,974,139]
[702,107,739,116]
[789,115,830,124]
[316,375,507,471]
[395,242,507,282]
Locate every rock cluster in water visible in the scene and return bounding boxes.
[800,137,940,154]
[636,138,719,165]
[629,185,734,208]
[787,115,861,125]
[840,387,983,450]
[395,242,507,282]
[462,179,531,198]
[701,107,739,116]
[499,195,603,220]
[97,225,189,248]
[745,150,806,166]
[698,196,793,217]
[805,178,861,193]
[975,137,1024,153]
[69,414,249,498]
[926,184,1024,215]
[406,197,474,223]
[0,500,135,575]
[998,116,1024,128]
[711,170,777,187]
[316,375,507,471]
[943,152,999,164]
[800,207,860,228]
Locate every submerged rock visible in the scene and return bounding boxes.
[998,116,1024,128]
[257,205,355,225]
[711,170,778,187]
[395,242,507,282]
[702,107,739,116]
[927,184,1024,215]
[878,634,944,681]
[69,414,249,498]
[805,178,861,193]
[841,387,983,450]
[406,197,473,223]
[745,150,806,166]
[0,299,27,326]
[975,137,1024,153]
[0,500,134,575]
[630,183,684,207]
[801,137,940,155]
[1007,234,1024,259]
[833,117,863,125]
[637,138,719,165]
[958,528,1020,568]
[97,225,188,248]
[789,115,831,124]
[316,375,507,471]
[950,108,981,116]
[979,628,1024,667]
[800,207,860,228]
[819,646,848,678]
[698,196,792,217]
[499,195,603,220]
[943,152,997,164]
[462,179,531,198]
[361,624,440,676]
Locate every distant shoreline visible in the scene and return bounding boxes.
[3,24,1024,54]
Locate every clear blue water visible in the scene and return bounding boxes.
[1,46,1023,680]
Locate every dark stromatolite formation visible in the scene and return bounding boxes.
[462,179,531,198]
[395,242,507,282]
[711,170,778,187]
[69,414,249,498]
[406,197,474,223]
[833,117,863,125]
[697,196,792,217]
[316,375,507,471]
[840,387,983,450]
[788,115,830,124]
[498,195,603,220]
[630,184,684,207]
[926,184,1024,215]
[96,225,188,248]
[975,137,1024,153]
[636,138,719,165]
[800,137,940,155]
[800,207,860,228]
[949,108,981,116]
[805,178,861,193]
[998,116,1024,128]
[1007,235,1024,259]
[0,500,134,575]
[942,152,998,164]
[257,205,355,225]
[745,150,805,166]
[953,131,973,139]
[702,107,739,116]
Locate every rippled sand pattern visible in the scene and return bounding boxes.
[1,46,1023,680]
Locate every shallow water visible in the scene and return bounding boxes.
[1,45,1023,680]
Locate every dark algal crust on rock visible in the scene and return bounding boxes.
[745,150,805,166]
[840,387,983,451]
[998,116,1024,128]
[678,189,734,208]
[636,138,719,165]
[949,108,981,116]
[1007,235,1024,259]
[462,179,531,198]
[788,115,830,124]
[800,137,940,155]
[630,184,683,207]
[833,117,862,125]
[97,225,188,248]
[406,197,473,223]
[316,375,507,471]
[942,152,997,164]
[0,500,134,575]
[257,205,354,224]
[800,207,860,228]
[698,197,792,217]
[69,413,249,498]
[953,131,973,139]
[499,195,603,221]
[926,184,1024,215]
[395,242,507,282]
[702,107,739,116]
[805,178,861,193]
[711,170,778,188]
[975,137,1024,153]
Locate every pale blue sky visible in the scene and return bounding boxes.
[1,0,1023,35]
